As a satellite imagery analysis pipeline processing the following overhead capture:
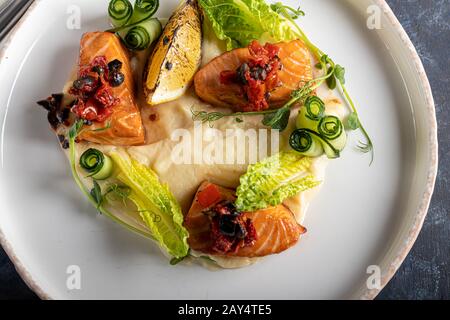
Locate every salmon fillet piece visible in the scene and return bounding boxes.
[194,40,312,110]
[185,182,306,258]
[77,32,145,146]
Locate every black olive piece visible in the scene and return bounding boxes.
[259,68,267,80]
[215,200,235,216]
[251,66,267,81]
[36,99,54,112]
[61,108,71,123]
[37,93,64,112]
[110,72,125,87]
[73,75,97,90]
[108,59,123,72]
[236,63,249,85]
[92,65,105,76]
[58,135,65,143]
[61,140,70,149]
[47,111,60,130]
[51,93,64,105]
[223,201,241,216]
[218,215,237,237]
[225,202,241,217]
[55,109,66,124]
[163,36,170,45]
[219,214,238,237]
[165,61,173,70]
[235,221,248,239]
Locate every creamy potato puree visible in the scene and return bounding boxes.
[62,31,349,268]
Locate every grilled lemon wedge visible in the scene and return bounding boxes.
[144,0,202,106]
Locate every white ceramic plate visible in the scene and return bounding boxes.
[0,0,437,299]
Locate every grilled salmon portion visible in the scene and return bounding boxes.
[194,40,312,110]
[77,32,145,146]
[185,182,306,258]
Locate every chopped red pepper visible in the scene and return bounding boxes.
[197,184,222,208]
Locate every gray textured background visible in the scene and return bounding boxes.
[0,0,448,299]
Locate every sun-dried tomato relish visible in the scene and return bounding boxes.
[94,84,117,108]
[220,41,282,112]
[69,55,123,123]
[206,200,258,254]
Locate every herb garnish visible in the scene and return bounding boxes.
[274,2,374,163]
[270,2,305,20]
[90,121,112,132]
[196,0,374,163]
[104,183,132,205]
[90,180,104,209]
[67,119,154,239]
[192,66,335,131]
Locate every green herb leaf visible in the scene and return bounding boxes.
[90,121,112,132]
[262,108,291,131]
[235,117,244,123]
[69,119,84,139]
[90,180,103,209]
[321,54,330,65]
[347,112,360,130]
[190,78,322,130]
[105,183,132,204]
[191,107,226,126]
[334,64,346,84]
[67,123,154,239]
[326,68,337,90]
[268,5,375,163]
[270,2,305,19]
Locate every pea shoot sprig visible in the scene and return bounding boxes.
[192,66,335,131]
[67,119,154,239]
[274,2,374,162]
[193,2,374,163]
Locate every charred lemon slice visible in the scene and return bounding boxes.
[144,0,202,105]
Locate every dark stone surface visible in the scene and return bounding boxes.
[0,0,448,300]
[377,0,449,300]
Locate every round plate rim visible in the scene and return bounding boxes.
[0,0,438,300]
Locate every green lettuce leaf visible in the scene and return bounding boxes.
[235,151,320,212]
[111,152,189,258]
[198,0,296,50]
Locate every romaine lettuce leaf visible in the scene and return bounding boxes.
[111,152,189,258]
[198,0,296,50]
[235,151,320,212]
